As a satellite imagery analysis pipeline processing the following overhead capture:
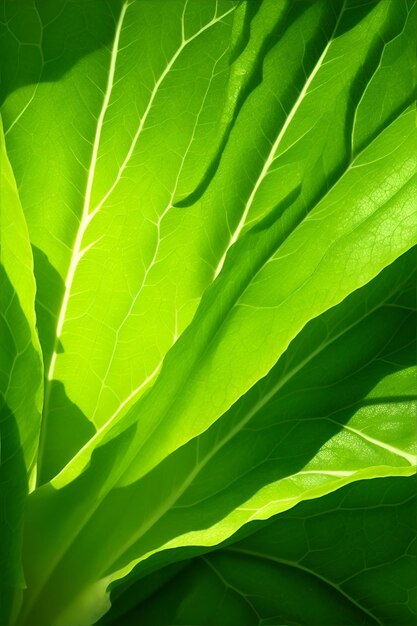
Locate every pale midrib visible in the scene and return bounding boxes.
[213,0,347,278]
[35,1,130,487]
[223,547,383,626]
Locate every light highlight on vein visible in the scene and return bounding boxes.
[46,1,129,383]
[297,470,356,477]
[214,1,346,278]
[35,3,130,487]
[89,5,235,219]
[340,423,416,465]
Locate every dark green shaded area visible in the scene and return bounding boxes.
[0,268,38,625]
[105,476,417,626]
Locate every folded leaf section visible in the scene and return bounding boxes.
[20,250,416,625]
[0,117,43,624]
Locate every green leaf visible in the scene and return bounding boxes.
[0,116,43,624]
[1,0,416,624]
[111,475,417,626]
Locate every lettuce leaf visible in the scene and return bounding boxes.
[0,0,416,624]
